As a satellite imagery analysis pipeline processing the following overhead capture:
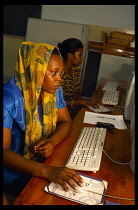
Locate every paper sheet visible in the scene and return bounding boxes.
[83,112,127,130]
[44,174,108,205]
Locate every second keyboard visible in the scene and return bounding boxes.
[102,81,118,91]
[101,90,119,105]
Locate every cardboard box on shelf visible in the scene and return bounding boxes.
[111,32,134,42]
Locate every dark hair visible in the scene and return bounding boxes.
[52,47,61,56]
[58,38,83,61]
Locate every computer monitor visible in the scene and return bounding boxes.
[130,108,135,173]
[124,71,135,121]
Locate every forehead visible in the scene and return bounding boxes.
[48,54,63,68]
[75,48,83,54]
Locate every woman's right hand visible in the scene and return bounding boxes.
[43,165,84,191]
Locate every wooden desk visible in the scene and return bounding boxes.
[13,78,135,205]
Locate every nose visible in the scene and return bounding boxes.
[56,73,62,83]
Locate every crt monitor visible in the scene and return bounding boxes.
[130,108,135,173]
[124,71,135,121]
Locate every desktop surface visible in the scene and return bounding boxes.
[13,78,135,205]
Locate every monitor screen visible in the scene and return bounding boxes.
[124,71,135,121]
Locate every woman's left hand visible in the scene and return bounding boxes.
[80,99,93,106]
[34,140,54,157]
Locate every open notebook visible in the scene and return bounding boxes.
[44,173,108,205]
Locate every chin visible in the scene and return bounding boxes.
[48,90,56,94]
[42,88,56,94]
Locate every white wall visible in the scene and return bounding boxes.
[96,54,134,87]
[41,5,135,30]
[3,35,25,83]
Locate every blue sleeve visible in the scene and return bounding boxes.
[56,87,66,109]
[3,93,15,129]
[3,106,13,129]
[3,83,25,131]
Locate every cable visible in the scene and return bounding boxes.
[103,149,130,165]
[85,190,135,201]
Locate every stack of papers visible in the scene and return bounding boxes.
[44,173,108,205]
[83,112,127,130]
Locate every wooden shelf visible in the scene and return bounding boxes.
[88,41,135,58]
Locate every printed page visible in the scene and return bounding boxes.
[83,112,127,130]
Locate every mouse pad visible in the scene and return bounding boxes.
[44,173,108,205]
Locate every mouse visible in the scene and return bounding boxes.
[96,122,115,130]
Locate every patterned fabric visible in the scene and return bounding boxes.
[3,77,66,155]
[60,66,80,100]
[14,41,60,159]
[3,78,66,186]
[60,66,81,118]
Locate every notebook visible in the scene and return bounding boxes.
[44,173,108,205]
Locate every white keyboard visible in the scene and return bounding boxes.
[102,81,118,91]
[65,127,107,173]
[87,104,111,113]
[101,90,119,105]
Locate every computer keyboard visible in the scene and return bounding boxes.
[65,127,107,173]
[101,90,119,105]
[102,81,118,91]
[87,104,111,113]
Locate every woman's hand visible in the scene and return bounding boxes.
[34,139,54,157]
[44,165,84,191]
[80,99,102,108]
[80,99,93,107]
